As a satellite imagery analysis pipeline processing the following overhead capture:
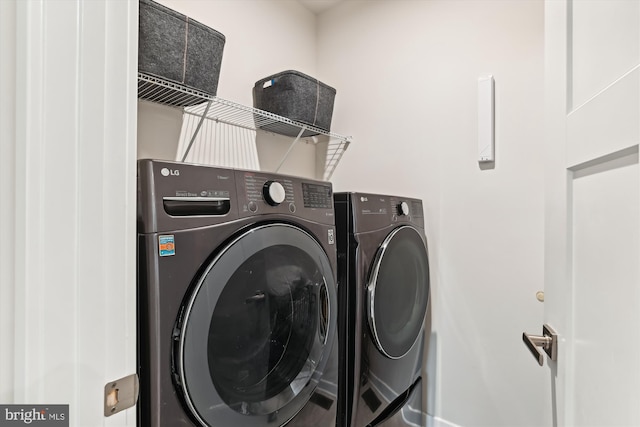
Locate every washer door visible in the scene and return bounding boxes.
[367,226,430,359]
[176,223,336,426]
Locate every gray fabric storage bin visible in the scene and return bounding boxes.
[253,70,336,137]
[138,0,225,106]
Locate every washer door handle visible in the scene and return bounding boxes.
[318,282,330,345]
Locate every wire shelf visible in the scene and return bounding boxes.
[138,72,351,180]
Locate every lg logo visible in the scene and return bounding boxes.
[160,168,180,177]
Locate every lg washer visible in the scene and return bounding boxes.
[334,193,430,427]
[137,160,339,426]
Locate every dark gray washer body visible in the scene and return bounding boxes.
[137,159,339,426]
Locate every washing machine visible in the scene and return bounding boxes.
[137,159,339,427]
[334,193,430,427]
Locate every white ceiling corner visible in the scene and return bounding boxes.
[297,0,345,14]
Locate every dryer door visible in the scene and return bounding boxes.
[175,223,337,427]
[367,225,430,359]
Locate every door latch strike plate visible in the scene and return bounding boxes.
[104,373,139,417]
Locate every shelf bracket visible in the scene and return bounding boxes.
[274,126,307,173]
[181,99,213,162]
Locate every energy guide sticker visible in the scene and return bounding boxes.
[159,235,175,257]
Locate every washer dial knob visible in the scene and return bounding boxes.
[398,201,410,216]
[263,181,286,206]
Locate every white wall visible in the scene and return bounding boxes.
[138,0,322,177]
[317,1,547,426]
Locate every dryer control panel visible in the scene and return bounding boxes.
[349,192,425,233]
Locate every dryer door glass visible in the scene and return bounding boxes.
[176,223,337,427]
[367,226,430,359]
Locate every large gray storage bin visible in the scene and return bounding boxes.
[253,70,336,137]
[138,0,225,106]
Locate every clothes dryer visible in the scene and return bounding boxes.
[137,160,339,427]
[334,193,430,427]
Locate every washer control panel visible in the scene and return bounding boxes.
[243,173,295,212]
[139,160,336,231]
[236,170,334,225]
[302,182,333,209]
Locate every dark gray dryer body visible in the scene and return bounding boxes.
[137,159,339,427]
[334,193,430,427]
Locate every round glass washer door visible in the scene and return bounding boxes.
[176,223,337,427]
[367,225,430,359]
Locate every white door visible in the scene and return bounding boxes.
[535,0,640,425]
